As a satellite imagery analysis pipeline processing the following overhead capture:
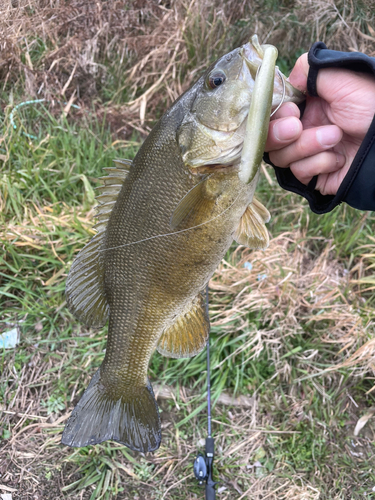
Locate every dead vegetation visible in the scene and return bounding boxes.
[1,1,375,499]
[1,203,375,499]
[1,0,374,133]
[210,228,375,381]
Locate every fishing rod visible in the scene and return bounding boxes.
[194,46,285,498]
[193,287,216,499]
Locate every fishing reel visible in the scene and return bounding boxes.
[193,437,217,499]
[194,453,208,485]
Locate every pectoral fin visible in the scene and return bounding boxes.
[234,197,270,250]
[170,177,215,230]
[157,292,210,358]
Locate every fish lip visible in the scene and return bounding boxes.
[239,42,261,82]
[241,41,263,65]
[273,70,306,105]
[240,40,305,106]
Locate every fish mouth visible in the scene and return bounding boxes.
[240,36,305,108]
[189,39,305,175]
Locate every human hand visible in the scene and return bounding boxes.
[265,53,375,195]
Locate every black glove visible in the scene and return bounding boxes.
[264,42,375,213]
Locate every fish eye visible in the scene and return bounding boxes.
[207,71,226,89]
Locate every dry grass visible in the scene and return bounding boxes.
[1,1,375,499]
[1,0,374,131]
[3,200,374,378]
[210,226,375,380]
[0,379,324,500]
[1,202,375,498]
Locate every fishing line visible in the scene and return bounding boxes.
[99,191,243,253]
[270,70,286,118]
[9,98,80,140]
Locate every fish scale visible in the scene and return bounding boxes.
[62,38,304,451]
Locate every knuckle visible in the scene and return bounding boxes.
[290,161,311,184]
[269,151,288,168]
[294,138,308,158]
[317,151,335,171]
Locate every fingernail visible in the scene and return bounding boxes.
[273,118,300,142]
[316,126,341,148]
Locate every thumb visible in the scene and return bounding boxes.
[287,53,309,93]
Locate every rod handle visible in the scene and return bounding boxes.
[205,483,216,500]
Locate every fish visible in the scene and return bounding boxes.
[61,36,304,452]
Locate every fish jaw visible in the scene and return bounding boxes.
[238,37,305,185]
[272,68,305,107]
[240,37,305,109]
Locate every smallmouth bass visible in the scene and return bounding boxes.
[62,37,304,452]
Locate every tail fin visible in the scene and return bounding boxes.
[61,369,161,452]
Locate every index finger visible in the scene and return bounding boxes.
[265,115,302,152]
[271,101,301,121]
[288,53,309,93]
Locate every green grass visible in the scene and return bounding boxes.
[1,107,375,498]
[1,12,375,496]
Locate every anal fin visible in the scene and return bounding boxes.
[234,197,270,250]
[157,292,210,358]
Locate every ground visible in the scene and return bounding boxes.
[1,1,375,499]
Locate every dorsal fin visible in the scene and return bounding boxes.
[65,233,109,327]
[65,159,131,327]
[112,158,132,168]
[94,159,131,228]
[157,292,210,358]
[234,197,270,250]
